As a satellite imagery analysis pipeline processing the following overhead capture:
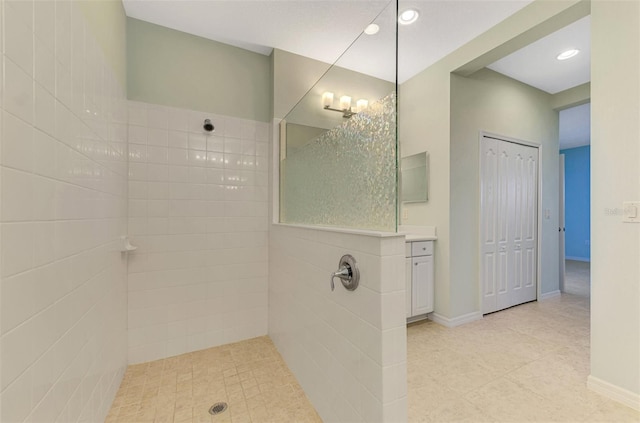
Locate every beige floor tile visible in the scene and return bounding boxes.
[420,398,494,423]
[107,336,319,423]
[586,400,640,422]
[109,263,639,423]
[408,263,640,423]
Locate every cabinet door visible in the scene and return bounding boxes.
[412,255,434,315]
[405,257,413,318]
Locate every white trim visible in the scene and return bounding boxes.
[271,118,281,225]
[272,223,404,238]
[406,314,429,324]
[559,154,565,293]
[587,375,640,411]
[481,131,542,148]
[431,311,482,328]
[566,256,590,262]
[538,290,561,300]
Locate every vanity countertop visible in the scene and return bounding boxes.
[398,225,437,241]
[404,233,437,241]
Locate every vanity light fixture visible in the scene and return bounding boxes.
[356,99,369,113]
[399,9,419,25]
[557,49,580,60]
[364,23,380,35]
[322,92,369,118]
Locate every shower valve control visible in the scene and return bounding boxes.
[330,255,359,292]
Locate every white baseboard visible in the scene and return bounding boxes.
[566,256,590,262]
[406,314,429,324]
[588,375,640,411]
[431,311,482,328]
[539,290,561,301]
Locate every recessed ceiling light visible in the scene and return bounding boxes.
[364,23,380,35]
[399,9,419,25]
[557,49,580,60]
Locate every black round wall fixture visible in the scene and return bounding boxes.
[203,119,215,132]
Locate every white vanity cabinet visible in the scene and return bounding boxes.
[405,240,434,320]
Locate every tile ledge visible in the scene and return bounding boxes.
[272,223,404,238]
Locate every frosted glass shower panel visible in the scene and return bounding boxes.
[279,1,398,231]
[281,94,396,231]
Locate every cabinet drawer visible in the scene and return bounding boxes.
[411,241,433,256]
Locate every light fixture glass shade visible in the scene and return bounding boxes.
[339,95,352,110]
[399,9,419,25]
[322,92,334,107]
[364,23,380,35]
[356,99,369,113]
[556,49,580,60]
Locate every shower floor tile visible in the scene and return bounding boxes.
[106,336,322,423]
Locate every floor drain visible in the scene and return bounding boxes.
[209,402,228,415]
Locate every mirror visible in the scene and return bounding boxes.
[401,152,428,202]
[285,123,328,157]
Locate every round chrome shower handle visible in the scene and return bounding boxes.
[330,255,360,292]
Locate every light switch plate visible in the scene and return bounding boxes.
[623,201,640,223]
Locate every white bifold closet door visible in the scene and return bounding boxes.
[481,136,538,314]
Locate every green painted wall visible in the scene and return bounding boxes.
[450,68,559,316]
[271,49,331,120]
[127,18,271,122]
[590,0,640,399]
[77,0,127,86]
[399,0,588,319]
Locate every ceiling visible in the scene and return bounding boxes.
[123,1,591,147]
[123,0,533,83]
[487,16,591,94]
[559,103,590,150]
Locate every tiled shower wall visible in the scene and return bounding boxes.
[126,101,270,364]
[269,225,408,422]
[0,1,128,422]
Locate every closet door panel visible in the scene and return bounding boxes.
[481,138,499,313]
[481,137,538,314]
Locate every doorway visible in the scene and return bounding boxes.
[480,134,539,314]
[559,102,591,298]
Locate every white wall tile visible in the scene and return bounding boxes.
[168,147,189,165]
[147,146,169,164]
[147,106,168,129]
[4,1,34,77]
[269,225,407,422]
[128,102,147,126]
[168,108,189,132]
[34,0,55,50]
[0,5,128,422]
[127,102,270,364]
[188,132,207,151]
[54,0,72,68]
[128,124,147,144]
[1,222,34,277]
[168,130,188,149]
[224,117,243,138]
[148,127,168,147]
[0,367,32,423]
[34,83,57,136]
[1,111,34,172]
[4,58,34,124]
[207,135,224,152]
[34,39,56,95]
